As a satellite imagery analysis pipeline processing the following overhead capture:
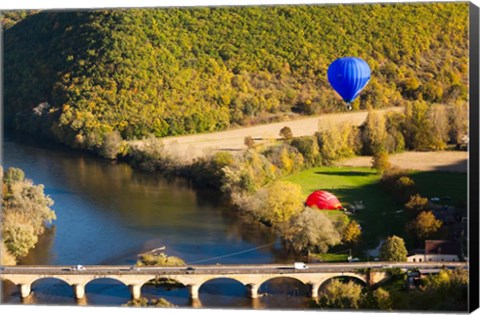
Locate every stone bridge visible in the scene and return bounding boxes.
[0,262,466,303]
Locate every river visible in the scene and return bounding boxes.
[1,132,311,309]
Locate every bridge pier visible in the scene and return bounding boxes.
[188,284,200,300]
[310,282,321,300]
[247,283,259,299]
[72,284,85,300]
[18,283,31,298]
[129,284,142,300]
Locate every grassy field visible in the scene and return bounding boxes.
[284,166,468,255]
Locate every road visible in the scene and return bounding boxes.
[1,262,467,275]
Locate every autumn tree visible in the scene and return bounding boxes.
[362,111,387,155]
[404,194,430,217]
[407,211,442,241]
[373,288,393,310]
[449,101,468,147]
[1,167,56,259]
[403,100,444,150]
[246,181,304,226]
[371,151,391,173]
[380,235,408,262]
[317,122,359,164]
[429,105,450,150]
[317,279,363,309]
[343,220,362,244]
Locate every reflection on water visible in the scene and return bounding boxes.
[1,132,308,308]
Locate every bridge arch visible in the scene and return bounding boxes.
[30,277,76,302]
[140,276,187,288]
[84,275,131,287]
[198,277,249,308]
[258,276,309,297]
[84,277,131,305]
[317,273,367,295]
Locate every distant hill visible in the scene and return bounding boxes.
[3,3,468,151]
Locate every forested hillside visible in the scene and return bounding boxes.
[3,3,468,151]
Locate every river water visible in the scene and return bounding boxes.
[1,132,310,309]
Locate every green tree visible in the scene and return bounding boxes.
[283,207,341,254]
[380,235,408,262]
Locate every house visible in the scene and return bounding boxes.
[407,240,461,262]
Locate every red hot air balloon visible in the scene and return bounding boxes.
[305,190,342,210]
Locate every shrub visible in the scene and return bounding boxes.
[371,151,391,173]
[100,130,124,159]
[279,126,293,140]
[244,136,255,149]
[290,136,321,167]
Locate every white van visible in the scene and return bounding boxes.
[294,262,308,270]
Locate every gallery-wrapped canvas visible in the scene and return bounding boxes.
[0,0,478,314]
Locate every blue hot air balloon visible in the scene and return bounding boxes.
[327,57,371,109]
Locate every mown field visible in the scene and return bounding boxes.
[284,166,468,255]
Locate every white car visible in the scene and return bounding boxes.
[71,265,86,271]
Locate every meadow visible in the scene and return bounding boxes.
[285,166,468,256]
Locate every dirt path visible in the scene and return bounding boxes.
[129,107,402,162]
[338,151,468,173]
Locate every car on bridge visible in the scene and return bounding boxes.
[71,265,86,271]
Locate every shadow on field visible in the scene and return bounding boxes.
[432,159,467,173]
[314,170,372,177]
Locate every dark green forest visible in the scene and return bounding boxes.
[3,3,468,151]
